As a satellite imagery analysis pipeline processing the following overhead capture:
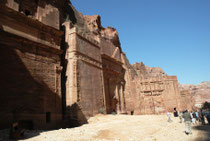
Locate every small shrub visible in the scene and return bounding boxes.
[98,107,105,114]
[111,112,116,115]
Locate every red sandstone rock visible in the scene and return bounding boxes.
[132,62,167,78]
[84,15,121,48]
[83,15,102,35]
[179,82,210,107]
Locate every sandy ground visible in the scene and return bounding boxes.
[1,114,210,141]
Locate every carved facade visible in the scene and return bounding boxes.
[0,0,127,128]
[123,61,187,115]
[137,76,182,114]
[62,20,126,125]
[63,23,104,125]
[0,0,63,129]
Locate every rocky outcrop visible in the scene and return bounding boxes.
[83,15,121,48]
[179,82,210,107]
[83,15,102,35]
[132,62,167,78]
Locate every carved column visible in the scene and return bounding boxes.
[120,81,126,113]
[62,21,71,108]
[62,21,79,108]
[72,53,79,103]
[115,84,121,113]
[55,65,62,109]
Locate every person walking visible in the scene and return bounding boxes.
[200,110,205,125]
[174,108,178,117]
[182,110,192,135]
[192,112,196,125]
[195,111,199,124]
[179,112,183,123]
[206,111,210,125]
[167,112,173,123]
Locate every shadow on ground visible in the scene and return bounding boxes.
[0,129,42,141]
[192,125,210,141]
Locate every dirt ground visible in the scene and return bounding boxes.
[1,114,210,141]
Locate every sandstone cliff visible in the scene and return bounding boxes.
[132,62,167,78]
[179,82,210,106]
[83,15,121,49]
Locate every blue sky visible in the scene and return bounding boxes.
[71,0,210,85]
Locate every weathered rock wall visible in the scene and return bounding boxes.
[179,82,210,108]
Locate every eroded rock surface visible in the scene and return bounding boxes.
[84,15,121,48]
[179,82,210,107]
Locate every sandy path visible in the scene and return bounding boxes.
[1,114,209,141]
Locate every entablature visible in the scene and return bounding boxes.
[0,5,63,50]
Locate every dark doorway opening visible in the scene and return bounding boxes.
[131,111,134,115]
[24,10,31,16]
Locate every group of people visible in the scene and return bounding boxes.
[180,111,199,124]
[167,108,210,135]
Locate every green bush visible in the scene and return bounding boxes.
[98,107,105,114]
[111,112,116,115]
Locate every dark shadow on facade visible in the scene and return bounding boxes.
[0,38,62,139]
[65,104,88,128]
[60,25,68,120]
[63,0,77,24]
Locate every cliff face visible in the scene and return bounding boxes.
[83,15,121,48]
[179,82,210,106]
[123,61,185,114]
[132,62,167,78]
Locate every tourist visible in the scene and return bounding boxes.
[192,112,196,125]
[173,108,178,117]
[200,110,205,125]
[191,116,196,125]
[182,110,192,135]
[206,111,210,125]
[190,111,193,119]
[195,111,199,123]
[179,112,183,123]
[167,112,173,123]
